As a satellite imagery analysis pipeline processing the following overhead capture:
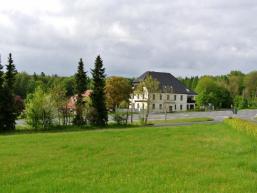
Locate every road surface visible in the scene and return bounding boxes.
[16,109,257,126]
[130,109,257,122]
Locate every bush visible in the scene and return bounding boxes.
[112,111,127,125]
[85,107,98,125]
[224,118,257,137]
[233,96,257,109]
[248,98,257,109]
[233,96,248,109]
[25,87,56,130]
[138,111,146,125]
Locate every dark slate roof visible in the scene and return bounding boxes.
[133,71,197,95]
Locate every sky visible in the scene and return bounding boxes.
[0,0,257,78]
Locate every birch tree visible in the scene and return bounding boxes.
[135,75,160,124]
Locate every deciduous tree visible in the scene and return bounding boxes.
[50,81,69,125]
[105,76,132,111]
[25,87,56,129]
[227,71,245,97]
[196,76,232,109]
[244,71,257,98]
[135,75,160,124]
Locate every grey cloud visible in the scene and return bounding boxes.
[0,0,257,77]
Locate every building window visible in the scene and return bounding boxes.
[159,104,162,110]
[137,103,139,109]
[180,105,183,110]
[152,104,155,109]
[143,94,145,99]
[167,95,170,100]
[142,103,144,109]
[175,105,176,110]
[174,95,177,101]
[160,94,162,100]
[153,94,155,100]
[137,94,139,99]
[180,95,183,101]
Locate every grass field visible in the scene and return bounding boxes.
[147,117,214,124]
[1,123,257,193]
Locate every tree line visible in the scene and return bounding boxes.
[15,70,256,112]
[179,70,257,109]
[0,53,256,131]
[0,53,133,131]
[25,56,112,129]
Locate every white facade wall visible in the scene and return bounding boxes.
[130,92,195,113]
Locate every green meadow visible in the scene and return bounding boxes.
[1,123,257,193]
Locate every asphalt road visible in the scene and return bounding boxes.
[131,109,257,122]
[16,109,257,126]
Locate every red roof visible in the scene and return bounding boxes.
[67,90,92,110]
[82,90,92,97]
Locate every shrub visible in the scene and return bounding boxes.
[112,111,127,125]
[85,107,98,125]
[25,87,56,130]
[138,112,146,125]
[233,96,248,109]
[224,118,257,137]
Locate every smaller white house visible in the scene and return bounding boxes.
[130,71,197,113]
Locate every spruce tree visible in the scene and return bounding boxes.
[2,53,17,130]
[73,58,87,125]
[0,57,4,130]
[91,56,108,126]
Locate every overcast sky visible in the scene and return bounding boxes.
[0,0,257,77]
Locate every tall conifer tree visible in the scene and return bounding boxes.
[2,53,17,130]
[0,56,4,130]
[91,56,108,126]
[73,58,87,125]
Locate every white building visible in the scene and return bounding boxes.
[130,71,197,113]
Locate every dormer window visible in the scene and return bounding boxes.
[170,86,173,93]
